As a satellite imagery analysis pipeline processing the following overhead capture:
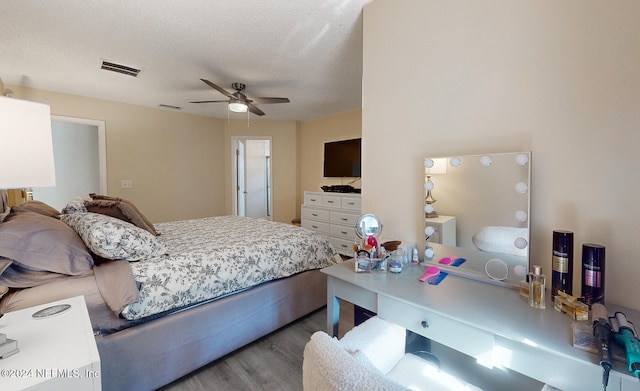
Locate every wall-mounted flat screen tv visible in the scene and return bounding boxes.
[323,138,361,177]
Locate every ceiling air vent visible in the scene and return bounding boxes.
[100,60,142,77]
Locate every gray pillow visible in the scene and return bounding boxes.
[0,210,94,275]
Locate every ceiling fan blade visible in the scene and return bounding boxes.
[246,102,265,116]
[200,79,235,99]
[250,97,290,104]
[190,100,229,104]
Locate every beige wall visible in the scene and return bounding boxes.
[363,0,640,308]
[7,86,358,226]
[297,109,362,217]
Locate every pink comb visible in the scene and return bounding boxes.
[419,266,440,282]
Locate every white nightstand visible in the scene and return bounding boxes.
[0,295,101,391]
[424,215,456,246]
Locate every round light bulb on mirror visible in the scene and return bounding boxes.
[424,204,435,214]
[480,155,492,166]
[513,264,527,277]
[515,182,528,194]
[515,210,528,222]
[424,226,435,236]
[516,153,529,166]
[424,246,434,259]
[424,158,434,168]
[514,237,528,249]
[424,181,434,191]
[449,157,461,167]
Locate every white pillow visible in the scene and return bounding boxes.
[61,212,166,261]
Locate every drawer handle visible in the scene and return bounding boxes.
[312,225,318,229]
[347,202,355,205]
[341,218,348,221]
[340,230,348,235]
[341,244,348,249]
[421,320,429,328]
[312,213,318,217]
[310,198,317,202]
[327,200,335,204]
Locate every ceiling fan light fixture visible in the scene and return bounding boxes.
[229,102,248,113]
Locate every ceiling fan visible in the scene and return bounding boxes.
[190,79,290,116]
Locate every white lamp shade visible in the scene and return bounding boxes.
[0,96,56,189]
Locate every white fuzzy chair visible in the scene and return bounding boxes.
[303,316,483,391]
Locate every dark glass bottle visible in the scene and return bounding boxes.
[551,230,573,300]
[582,243,606,307]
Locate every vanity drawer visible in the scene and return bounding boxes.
[304,193,323,206]
[322,195,342,208]
[377,295,494,359]
[330,224,354,239]
[341,196,361,210]
[330,211,359,226]
[302,206,330,222]
[330,237,355,256]
[302,219,330,235]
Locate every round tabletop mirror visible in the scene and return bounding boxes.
[355,213,383,239]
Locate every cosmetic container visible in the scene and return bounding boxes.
[581,243,605,307]
[551,230,573,300]
[529,265,546,309]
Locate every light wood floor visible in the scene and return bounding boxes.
[158,302,354,391]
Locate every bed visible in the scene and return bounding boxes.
[0,196,340,391]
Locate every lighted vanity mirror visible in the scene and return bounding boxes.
[356,213,383,239]
[423,152,531,288]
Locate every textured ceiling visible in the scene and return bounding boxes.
[0,0,371,121]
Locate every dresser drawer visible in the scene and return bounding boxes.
[330,237,355,256]
[330,211,359,226]
[302,206,330,222]
[330,224,354,239]
[322,195,342,208]
[302,219,330,235]
[341,196,361,210]
[377,295,494,359]
[304,193,323,206]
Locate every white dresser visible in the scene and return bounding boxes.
[301,191,361,256]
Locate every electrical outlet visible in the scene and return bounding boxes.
[121,180,133,189]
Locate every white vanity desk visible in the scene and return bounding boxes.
[322,260,639,391]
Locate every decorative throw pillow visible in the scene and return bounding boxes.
[62,196,90,214]
[12,200,60,218]
[86,194,159,236]
[60,212,166,261]
[0,210,94,275]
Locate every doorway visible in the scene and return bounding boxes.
[32,115,107,210]
[232,137,272,220]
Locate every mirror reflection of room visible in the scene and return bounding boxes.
[423,152,531,286]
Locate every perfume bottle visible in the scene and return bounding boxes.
[551,230,573,300]
[529,265,546,309]
[581,243,606,307]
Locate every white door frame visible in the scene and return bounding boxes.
[231,136,272,220]
[51,115,107,194]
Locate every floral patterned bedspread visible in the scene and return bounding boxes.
[120,216,340,320]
